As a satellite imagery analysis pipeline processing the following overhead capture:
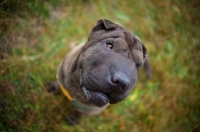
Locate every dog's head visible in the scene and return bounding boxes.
[78,19,147,107]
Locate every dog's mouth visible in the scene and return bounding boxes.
[80,69,110,107]
[82,87,110,107]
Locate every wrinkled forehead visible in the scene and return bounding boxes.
[83,29,140,51]
[88,28,128,40]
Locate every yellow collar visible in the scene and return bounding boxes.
[57,75,73,101]
[56,76,94,111]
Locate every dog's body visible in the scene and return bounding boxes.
[48,19,151,125]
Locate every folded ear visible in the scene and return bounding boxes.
[92,19,123,31]
[143,57,151,79]
[141,44,151,79]
[86,19,124,42]
[142,43,147,60]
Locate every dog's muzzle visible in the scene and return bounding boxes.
[80,69,110,107]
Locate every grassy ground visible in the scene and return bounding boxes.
[1,0,200,131]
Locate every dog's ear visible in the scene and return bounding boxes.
[92,19,122,31]
[86,19,124,42]
[142,43,147,59]
[141,44,151,78]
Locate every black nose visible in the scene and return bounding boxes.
[111,72,130,91]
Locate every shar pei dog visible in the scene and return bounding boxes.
[48,19,151,125]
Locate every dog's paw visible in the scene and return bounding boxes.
[65,115,79,126]
[48,81,60,94]
[65,111,82,126]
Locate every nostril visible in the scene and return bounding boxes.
[112,80,119,84]
[111,72,130,91]
[121,85,126,90]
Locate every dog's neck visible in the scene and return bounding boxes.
[58,44,84,90]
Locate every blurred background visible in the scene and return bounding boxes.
[0,0,200,131]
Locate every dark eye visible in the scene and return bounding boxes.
[106,43,113,49]
[136,63,142,68]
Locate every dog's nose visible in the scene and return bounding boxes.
[111,72,130,91]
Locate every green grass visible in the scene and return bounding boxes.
[1,0,200,131]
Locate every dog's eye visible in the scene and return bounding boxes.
[106,43,113,49]
[136,63,142,68]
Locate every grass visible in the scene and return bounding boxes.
[1,0,200,131]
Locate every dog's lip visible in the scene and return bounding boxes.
[82,87,110,107]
